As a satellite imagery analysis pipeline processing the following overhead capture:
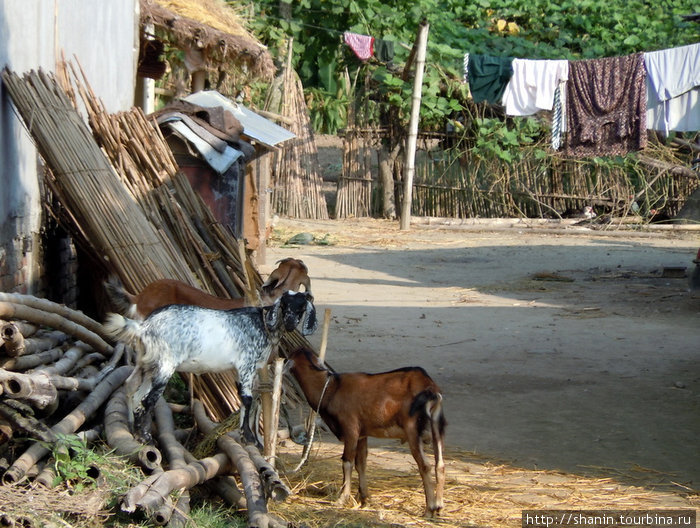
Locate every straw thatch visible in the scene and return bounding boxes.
[140,0,275,82]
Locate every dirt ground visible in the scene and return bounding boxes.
[260,216,699,526]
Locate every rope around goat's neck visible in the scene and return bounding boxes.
[316,371,332,414]
[292,370,332,473]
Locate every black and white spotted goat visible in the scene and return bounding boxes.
[104,291,317,444]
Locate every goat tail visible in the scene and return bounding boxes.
[103,312,143,347]
[104,275,136,316]
[411,389,447,440]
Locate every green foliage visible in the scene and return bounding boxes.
[306,86,350,134]
[473,117,545,163]
[186,504,248,527]
[248,0,698,135]
[45,434,107,491]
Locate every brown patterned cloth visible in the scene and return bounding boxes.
[565,53,647,157]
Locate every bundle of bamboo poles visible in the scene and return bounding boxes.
[3,64,313,425]
[265,43,329,220]
[2,68,193,291]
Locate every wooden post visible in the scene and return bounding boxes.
[400,20,430,231]
[260,367,273,458]
[317,308,332,364]
[267,357,285,465]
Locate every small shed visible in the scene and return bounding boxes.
[154,92,295,260]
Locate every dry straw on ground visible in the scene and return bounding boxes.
[270,440,698,528]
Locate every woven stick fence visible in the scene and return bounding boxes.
[3,64,312,423]
[403,140,699,219]
[335,124,698,220]
[335,127,377,218]
[265,44,328,220]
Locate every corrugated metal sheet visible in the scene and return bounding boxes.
[163,120,244,174]
[185,90,295,149]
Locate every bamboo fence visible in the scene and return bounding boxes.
[265,44,329,220]
[3,64,313,423]
[337,126,699,220]
[335,127,377,218]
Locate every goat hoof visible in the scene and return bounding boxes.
[333,496,352,508]
[136,432,153,445]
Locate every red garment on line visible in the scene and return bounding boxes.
[344,32,375,61]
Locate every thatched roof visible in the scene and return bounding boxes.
[140,0,275,81]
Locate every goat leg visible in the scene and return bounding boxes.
[431,413,446,515]
[336,434,360,507]
[407,430,438,517]
[355,437,370,506]
[133,371,169,444]
[238,391,264,449]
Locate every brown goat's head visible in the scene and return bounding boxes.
[261,258,311,303]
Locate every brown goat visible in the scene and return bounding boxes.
[286,346,446,517]
[105,258,310,320]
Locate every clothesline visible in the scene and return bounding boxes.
[463,42,700,157]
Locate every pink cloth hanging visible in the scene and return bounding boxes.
[344,32,375,61]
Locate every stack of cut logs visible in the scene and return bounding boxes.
[0,292,293,528]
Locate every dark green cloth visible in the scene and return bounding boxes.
[467,55,514,104]
[375,39,395,63]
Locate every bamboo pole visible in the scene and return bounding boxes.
[400,20,430,230]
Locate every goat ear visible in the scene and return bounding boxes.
[264,297,283,329]
[301,299,317,335]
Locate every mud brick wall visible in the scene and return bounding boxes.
[0,234,38,295]
[0,228,78,308]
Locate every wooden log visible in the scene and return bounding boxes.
[2,365,132,484]
[34,342,90,376]
[0,302,112,357]
[0,371,59,409]
[0,321,38,339]
[0,292,106,340]
[121,452,231,514]
[0,419,13,446]
[0,347,64,371]
[153,397,190,526]
[104,388,163,474]
[242,440,290,502]
[2,328,69,358]
[193,400,270,528]
[0,400,56,443]
[208,475,246,510]
[1,322,25,357]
